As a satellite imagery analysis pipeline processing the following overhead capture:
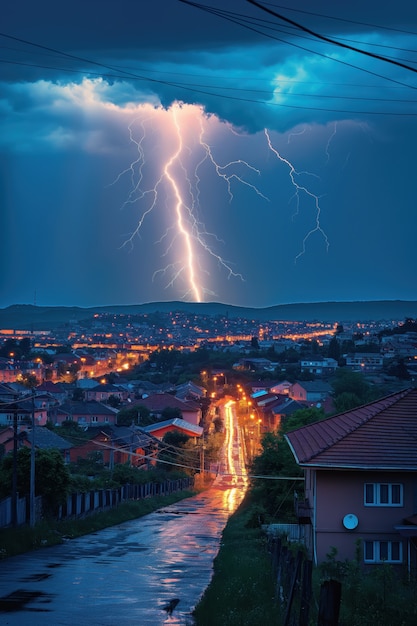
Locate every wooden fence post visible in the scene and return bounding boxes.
[318,579,341,626]
[299,559,313,626]
[284,550,302,626]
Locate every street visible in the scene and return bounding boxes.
[0,400,247,625]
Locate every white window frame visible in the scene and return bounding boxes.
[364,482,403,507]
[364,540,403,564]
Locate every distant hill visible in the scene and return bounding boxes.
[0,300,416,330]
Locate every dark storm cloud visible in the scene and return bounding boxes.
[1,1,417,308]
[2,0,416,133]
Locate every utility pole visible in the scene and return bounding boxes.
[11,395,18,527]
[200,435,205,476]
[30,392,36,527]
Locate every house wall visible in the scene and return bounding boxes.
[0,409,47,427]
[69,436,129,465]
[181,409,201,426]
[312,469,417,565]
[289,383,307,401]
[55,412,117,426]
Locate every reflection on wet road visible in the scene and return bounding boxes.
[0,400,247,625]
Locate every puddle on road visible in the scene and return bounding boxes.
[20,572,52,582]
[0,589,55,613]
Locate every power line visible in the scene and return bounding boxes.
[179,1,417,93]
[247,0,417,74]
[0,8,416,118]
[262,2,417,37]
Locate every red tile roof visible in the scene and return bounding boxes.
[285,387,417,470]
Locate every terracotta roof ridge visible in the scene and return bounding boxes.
[286,387,414,463]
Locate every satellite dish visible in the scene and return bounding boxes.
[343,513,358,530]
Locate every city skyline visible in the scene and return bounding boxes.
[1,1,416,309]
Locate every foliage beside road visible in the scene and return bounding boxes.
[193,495,278,626]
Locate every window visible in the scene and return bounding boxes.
[91,416,98,423]
[364,541,402,563]
[364,483,403,506]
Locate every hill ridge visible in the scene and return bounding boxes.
[1,300,416,330]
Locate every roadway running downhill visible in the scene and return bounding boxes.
[0,399,247,625]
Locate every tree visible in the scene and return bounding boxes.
[107,394,121,408]
[161,407,182,420]
[331,368,372,405]
[327,336,341,361]
[19,373,38,389]
[0,447,70,516]
[162,431,190,447]
[334,391,362,413]
[72,387,84,401]
[117,406,139,426]
[148,348,183,372]
[117,405,152,426]
[19,337,32,358]
[250,407,324,519]
[385,358,411,380]
[157,431,195,473]
[250,336,260,350]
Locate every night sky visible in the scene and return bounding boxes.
[1,0,416,309]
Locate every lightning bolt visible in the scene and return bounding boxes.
[264,128,329,261]
[113,102,269,301]
[325,122,337,164]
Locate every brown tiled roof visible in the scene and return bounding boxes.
[285,387,417,470]
[132,393,199,412]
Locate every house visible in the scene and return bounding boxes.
[69,426,154,468]
[289,381,333,404]
[0,426,16,456]
[52,401,118,427]
[345,353,384,372]
[235,357,273,372]
[0,426,72,461]
[0,399,48,427]
[0,383,18,403]
[85,383,131,404]
[270,381,292,395]
[285,387,417,571]
[132,393,202,426]
[175,380,206,402]
[144,418,203,442]
[299,356,338,377]
[271,398,306,430]
[22,427,73,463]
[36,381,68,404]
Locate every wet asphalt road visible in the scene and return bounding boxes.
[0,401,247,626]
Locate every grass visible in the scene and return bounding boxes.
[0,489,195,560]
[193,495,280,626]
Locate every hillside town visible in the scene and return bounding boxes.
[1,310,416,465]
[1,310,417,623]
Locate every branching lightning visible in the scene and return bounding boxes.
[113,102,268,301]
[112,101,333,300]
[264,128,329,262]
